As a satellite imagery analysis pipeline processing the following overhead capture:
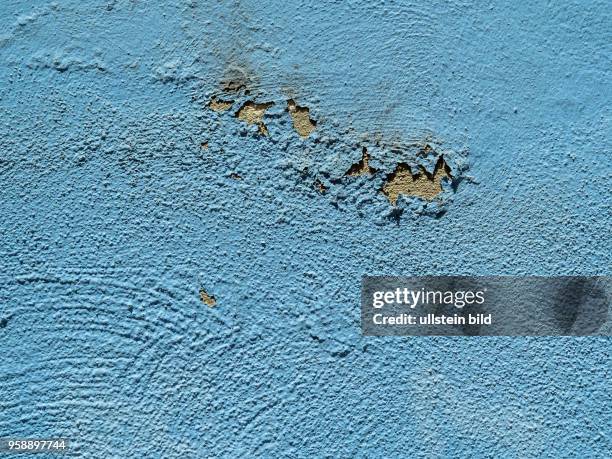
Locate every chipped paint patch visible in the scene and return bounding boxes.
[383,158,451,204]
[287,99,316,138]
[236,101,274,135]
[314,179,327,194]
[199,288,216,307]
[209,98,233,112]
[201,83,467,215]
[346,147,376,176]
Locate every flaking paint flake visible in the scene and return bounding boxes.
[287,99,316,138]
[208,98,234,112]
[199,288,217,307]
[382,157,451,204]
[236,101,274,135]
[346,147,376,176]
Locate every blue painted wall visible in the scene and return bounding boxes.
[0,1,610,457]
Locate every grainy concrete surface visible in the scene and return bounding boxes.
[0,1,610,457]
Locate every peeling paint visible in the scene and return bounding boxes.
[208,98,233,112]
[314,179,327,194]
[199,288,216,307]
[382,157,451,204]
[287,99,316,138]
[207,82,465,215]
[236,101,274,135]
[346,147,376,176]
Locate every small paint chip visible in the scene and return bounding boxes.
[314,179,327,193]
[209,98,234,112]
[200,141,209,149]
[229,172,242,180]
[346,147,376,176]
[236,101,274,136]
[199,288,216,307]
[382,157,451,204]
[287,99,316,138]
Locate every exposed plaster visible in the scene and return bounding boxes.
[346,148,376,176]
[236,101,274,135]
[382,157,451,204]
[287,99,316,138]
[199,288,217,307]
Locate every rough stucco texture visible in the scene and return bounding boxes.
[0,1,611,458]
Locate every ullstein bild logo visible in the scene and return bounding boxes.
[361,276,611,336]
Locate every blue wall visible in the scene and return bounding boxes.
[0,1,610,457]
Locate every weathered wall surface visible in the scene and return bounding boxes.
[0,1,610,457]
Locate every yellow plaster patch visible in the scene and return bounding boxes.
[382,158,451,204]
[287,99,316,138]
[236,101,274,135]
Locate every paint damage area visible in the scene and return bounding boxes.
[314,179,327,194]
[382,157,451,204]
[236,101,274,136]
[277,134,469,219]
[199,288,216,307]
[287,99,316,138]
[199,76,470,220]
[346,148,376,176]
[208,97,234,112]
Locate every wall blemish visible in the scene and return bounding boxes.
[346,147,376,176]
[199,288,217,307]
[236,101,274,136]
[382,157,451,204]
[287,99,316,138]
[208,97,234,112]
[314,179,327,194]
